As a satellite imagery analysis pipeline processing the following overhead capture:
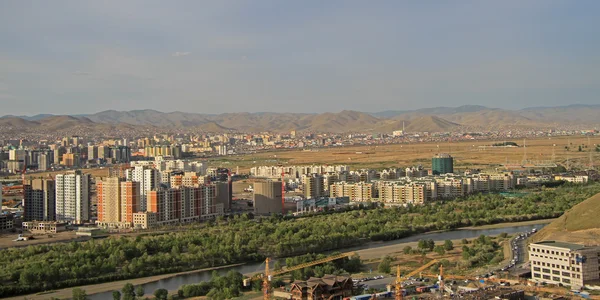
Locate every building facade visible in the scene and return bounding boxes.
[432,153,454,175]
[55,171,90,224]
[529,241,600,288]
[304,174,325,199]
[253,180,283,215]
[23,179,55,221]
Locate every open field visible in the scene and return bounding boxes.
[210,136,600,172]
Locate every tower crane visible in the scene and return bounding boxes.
[248,252,355,300]
[394,259,439,300]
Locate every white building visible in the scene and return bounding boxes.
[126,166,159,211]
[55,171,90,224]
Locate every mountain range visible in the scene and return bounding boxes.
[2,104,600,133]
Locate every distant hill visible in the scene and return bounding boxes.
[531,192,600,245]
[4,104,600,133]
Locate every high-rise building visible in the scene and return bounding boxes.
[54,147,66,165]
[0,183,3,214]
[304,174,325,199]
[87,146,98,161]
[214,181,231,212]
[126,166,159,211]
[38,153,50,171]
[55,171,90,224]
[61,153,79,167]
[97,146,108,160]
[148,185,221,225]
[120,181,140,223]
[23,179,55,221]
[97,177,122,225]
[432,153,454,175]
[253,180,283,215]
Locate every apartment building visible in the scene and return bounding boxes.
[304,174,325,199]
[121,181,140,223]
[148,185,222,225]
[97,177,121,226]
[55,171,90,224]
[329,182,374,202]
[254,180,283,214]
[126,166,159,211]
[529,241,600,288]
[23,179,55,221]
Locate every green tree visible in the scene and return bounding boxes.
[443,240,454,251]
[403,246,413,254]
[273,260,282,271]
[122,283,136,300]
[112,291,121,300]
[434,245,446,256]
[378,256,392,274]
[135,285,145,298]
[461,238,469,245]
[72,288,88,300]
[154,289,169,300]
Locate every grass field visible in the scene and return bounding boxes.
[211,136,600,173]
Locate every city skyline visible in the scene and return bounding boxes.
[1,1,599,115]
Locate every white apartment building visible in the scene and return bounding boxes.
[529,241,600,288]
[126,166,159,211]
[55,171,90,224]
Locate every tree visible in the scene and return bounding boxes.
[378,256,392,274]
[461,238,469,245]
[122,283,136,300]
[434,245,446,256]
[273,260,282,271]
[112,291,121,300]
[135,285,145,298]
[403,246,413,254]
[72,288,88,300]
[444,240,454,251]
[154,289,169,300]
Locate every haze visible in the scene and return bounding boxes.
[1,1,599,115]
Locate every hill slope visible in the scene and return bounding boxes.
[531,192,600,245]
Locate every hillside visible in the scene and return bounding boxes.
[531,192,600,245]
[5,104,600,133]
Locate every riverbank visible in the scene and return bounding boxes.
[460,218,555,230]
[2,264,245,300]
[4,220,547,300]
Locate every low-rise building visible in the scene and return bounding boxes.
[529,241,600,288]
[22,221,67,234]
[133,211,157,229]
[290,275,353,300]
[0,214,14,231]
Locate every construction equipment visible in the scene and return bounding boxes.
[394,259,439,300]
[248,252,355,300]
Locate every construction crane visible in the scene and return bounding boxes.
[249,252,355,300]
[395,259,439,300]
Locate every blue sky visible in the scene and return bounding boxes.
[1,1,599,115]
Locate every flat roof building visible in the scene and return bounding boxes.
[253,180,283,215]
[529,241,600,288]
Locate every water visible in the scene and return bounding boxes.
[89,222,546,299]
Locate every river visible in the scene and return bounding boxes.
[88,222,547,299]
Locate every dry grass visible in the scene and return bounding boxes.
[215,136,600,172]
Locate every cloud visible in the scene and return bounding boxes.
[73,71,91,76]
[172,52,191,57]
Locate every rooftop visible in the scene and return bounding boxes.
[534,240,586,251]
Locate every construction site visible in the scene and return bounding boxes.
[243,252,596,300]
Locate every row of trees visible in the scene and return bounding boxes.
[1,183,598,297]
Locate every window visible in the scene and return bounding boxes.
[563,278,571,284]
[543,275,551,280]
[534,267,541,272]
[562,272,571,277]
[533,273,541,278]
[542,269,551,274]
[552,270,560,275]
[553,276,560,282]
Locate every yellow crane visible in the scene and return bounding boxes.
[248,252,356,300]
[394,259,439,300]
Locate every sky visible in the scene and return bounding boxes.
[1,1,599,115]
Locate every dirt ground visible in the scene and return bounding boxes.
[0,230,84,249]
[214,136,600,172]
